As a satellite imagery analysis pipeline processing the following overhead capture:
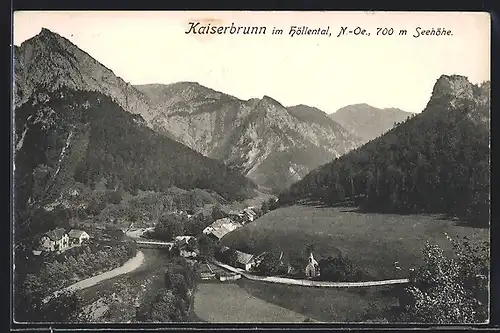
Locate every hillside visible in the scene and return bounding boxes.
[329,104,413,143]
[281,75,490,226]
[136,84,362,191]
[14,87,256,238]
[221,205,488,280]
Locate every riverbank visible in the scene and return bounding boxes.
[44,250,145,303]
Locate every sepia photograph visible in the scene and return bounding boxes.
[12,11,490,325]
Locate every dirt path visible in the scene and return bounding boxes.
[44,251,145,302]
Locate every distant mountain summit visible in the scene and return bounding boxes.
[329,103,413,143]
[14,28,153,121]
[136,83,362,191]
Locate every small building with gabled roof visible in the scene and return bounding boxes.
[68,229,90,245]
[40,228,69,252]
[234,250,256,271]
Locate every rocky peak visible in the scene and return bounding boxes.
[14,28,153,121]
[38,27,54,37]
[430,74,475,102]
[425,75,490,127]
[258,95,286,110]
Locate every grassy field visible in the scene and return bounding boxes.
[193,282,307,322]
[235,279,401,322]
[221,205,489,280]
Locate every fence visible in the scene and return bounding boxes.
[219,274,242,282]
[212,260,409,288]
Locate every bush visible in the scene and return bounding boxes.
[397,236,489,323]
[137,258,198,322]
[318,255,358,282]
[254,251,286,276]
[15,239,137,322]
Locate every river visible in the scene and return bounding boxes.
[77,248,171,322]
[76,247,307,323]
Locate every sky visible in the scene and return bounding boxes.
[13,11,490,113]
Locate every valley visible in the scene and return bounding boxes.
[12,23,490,326]
[49,204,487,323]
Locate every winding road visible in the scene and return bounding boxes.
[43,250,145,303]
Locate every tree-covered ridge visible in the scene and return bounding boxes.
[14,87,257,235]
[280,76,490,226]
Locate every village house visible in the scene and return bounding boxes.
[208,225,233,241]
[174,235,196,246]
[243,207,257,222]
[180,248,199,258]
[305,252,320,279]
[68,229,90,245]
[227,211,244,223]
[234,250,256,271]
[175,235,197,254]
[203,217,242,241]
[39,228,70,252]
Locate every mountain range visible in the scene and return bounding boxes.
[135,83,361,191]
[15,28,387,192]
[329,104,414,143]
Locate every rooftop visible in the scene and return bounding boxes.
[211,225,232,239]
[68,229,88,238]
[44,228,67,241]
[235,250,255,265]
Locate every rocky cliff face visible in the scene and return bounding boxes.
[13,28,154,121]
[136,84,362,191]
[425,75,490,127]
[329,103,413,143]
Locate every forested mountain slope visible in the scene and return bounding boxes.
[14,88,256,238]
[281,75,490,226]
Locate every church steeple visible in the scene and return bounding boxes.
[309,252,317,265]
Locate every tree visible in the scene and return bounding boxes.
[186,238,197,252]
[153,214,184,241]
[268,197,279,211]
[15,287,89,323]
[149,289,180,322]
[318,255,356,281]
[211,204,227,220]
[255,251,285,276]
[288,249,307,274]
[198,234,216,261]
[107,189,123,204]
[397,237,489,323]
[216,247,238,266]
[261,200,270,214]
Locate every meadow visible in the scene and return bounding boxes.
[193,282,307,322]
[235,279,401,322]
[221,205,489,280]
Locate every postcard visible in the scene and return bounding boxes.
[12,10,490,326]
